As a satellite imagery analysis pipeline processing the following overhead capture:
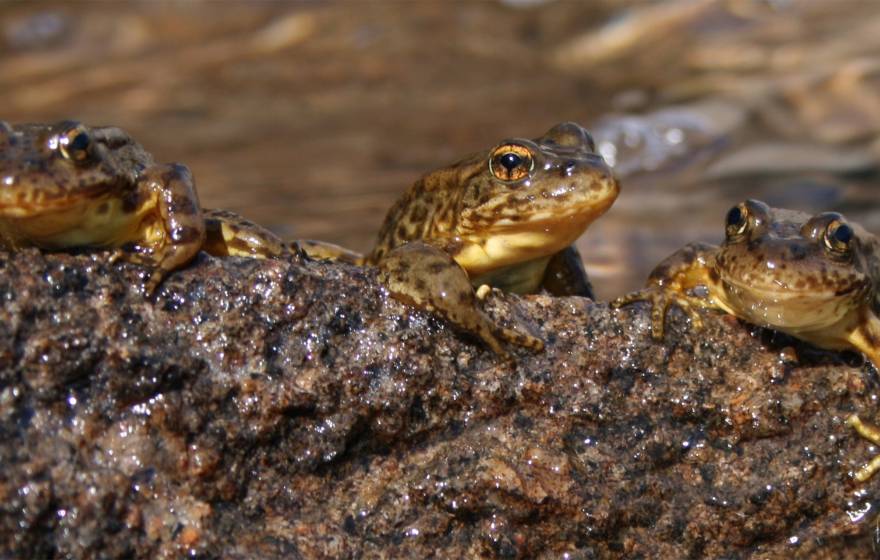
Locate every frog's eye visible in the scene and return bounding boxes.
[824,220,854,255]
[59,126,92,162]
[489,144,533,182]
[724,203,749,239]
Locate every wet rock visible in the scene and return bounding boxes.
[0,249,878,558]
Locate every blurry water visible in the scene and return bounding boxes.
[1,0,878,298]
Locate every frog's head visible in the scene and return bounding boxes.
[0,121,148,216]
[714,199,873,331]
[450,122,619,274]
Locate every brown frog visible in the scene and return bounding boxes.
[301,122,619,357]
[0,121,284,292]
[612,199,880,481]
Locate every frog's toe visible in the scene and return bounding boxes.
[648,298,668,340]
[671,295,704,331]
[475,284,493,301]
[614,288,707,340]
[496,325,544,352]
[613,289,670,339]
[847,414,880,482]
[107,248,126,264]
[610,291,644,309]
[143,270,166,296]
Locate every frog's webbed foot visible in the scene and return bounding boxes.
[137,164,207,294]
[611,287,706,340]
[846,415,880,482]
[378,242,543,359]
[103,243,162,293]
[202,208,285,259]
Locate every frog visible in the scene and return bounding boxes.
[300,122,620,357]
[0,120,284,292]
[611,198,880,480]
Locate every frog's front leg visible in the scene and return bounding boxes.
[133,164,206,293]
[377,241,544,359]
[612,242,722,339]
[202,208,286,259]
[540,245,594,299]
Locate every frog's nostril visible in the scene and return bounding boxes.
[787,244,808,260]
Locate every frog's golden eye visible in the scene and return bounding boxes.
[824,220,854,255]
[724,203,749,239]
[59,126,92,162]
[489,144,533,182]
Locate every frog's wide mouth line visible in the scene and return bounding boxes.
[719,274,866,304]
[0,182,113,217]
[0,199,86,218]
[490,198,616,231]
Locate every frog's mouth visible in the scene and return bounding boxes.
[718,273,869,331]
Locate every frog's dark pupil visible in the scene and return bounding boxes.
[725,206,744,229]
[833,223,853,245]
[500,153,522,171]
[69,132,90,152]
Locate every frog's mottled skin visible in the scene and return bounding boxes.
[302,122,619,357]
[613,199,880,481]
[202,208,285,258]
[0,121,283,291]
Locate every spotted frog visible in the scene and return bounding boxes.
[301,122,619,357]
[612,199,880,481]
[0,121,284,292]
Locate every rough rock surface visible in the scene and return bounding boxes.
[1,249,878,559]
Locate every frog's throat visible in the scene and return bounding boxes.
[453,224,584,277]
[717,274,870,332]
[0,195,157,249]
[454,202,611,277]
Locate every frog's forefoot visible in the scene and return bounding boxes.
[137,164,207,294]
[612,288,705,340]
[846,414,880,482]
[378,242,544,359]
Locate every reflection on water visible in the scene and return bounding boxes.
[1,0,878,299]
